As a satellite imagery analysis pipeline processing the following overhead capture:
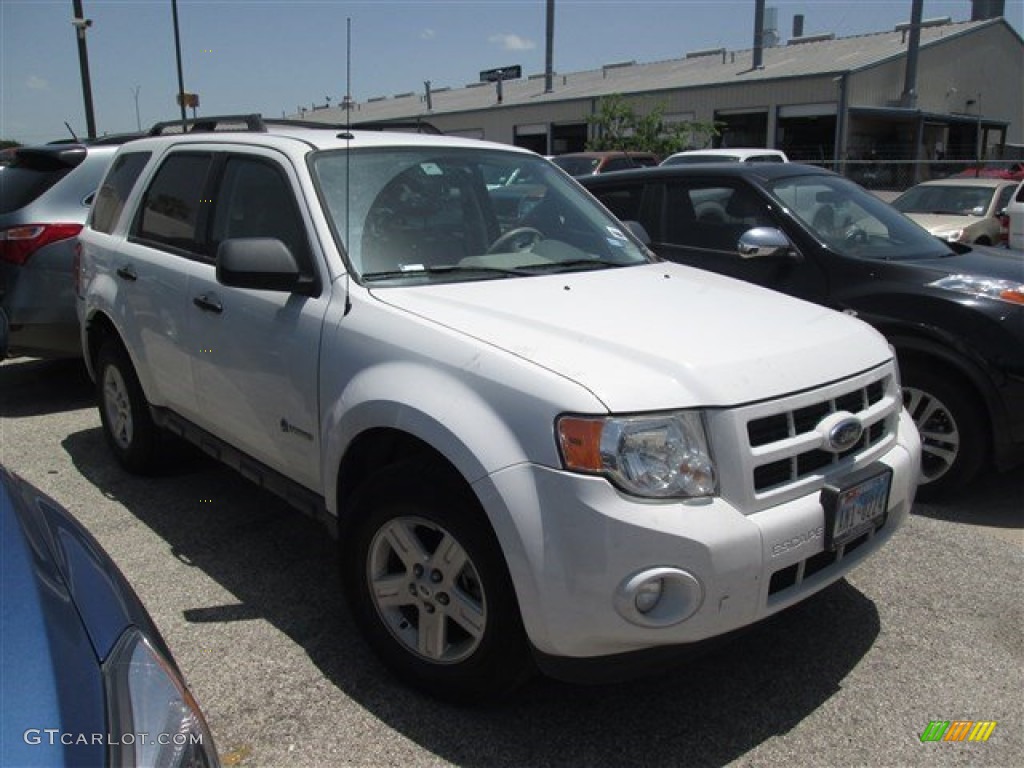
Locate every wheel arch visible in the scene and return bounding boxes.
[82,309,122,379]
[888,330,1000,437]
[335,428,471,534]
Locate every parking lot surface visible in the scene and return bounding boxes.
[2,356,1021,767]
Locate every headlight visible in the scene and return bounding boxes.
[939,229,965,242]
[557,411,717,498]
[103,628,219,768]
[929,274,1024,305]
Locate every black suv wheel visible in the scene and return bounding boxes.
[901,359,987,499]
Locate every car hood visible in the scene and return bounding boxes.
[371,262,892,411]
[904,213,982,234]
[914,244,1024,280]
[1,469,106,766]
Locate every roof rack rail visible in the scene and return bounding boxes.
[146,114,444,137]
[261,117,348,130]
[147,114,268,136]
[349,120,443,135]
[262,118,442,134]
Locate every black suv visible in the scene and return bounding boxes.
[581,163,1024,499]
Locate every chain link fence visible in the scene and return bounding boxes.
[799,160,1017,194]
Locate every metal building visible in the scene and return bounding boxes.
[301,16,1022,172]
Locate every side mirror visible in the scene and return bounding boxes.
[623,220,651,246]
[216,238,315,294]
[737,227,797,260]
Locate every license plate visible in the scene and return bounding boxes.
[821,466,892,551]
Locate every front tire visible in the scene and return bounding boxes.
[901,359,987,500]
[343,462,532,704]
[96,340,159,473]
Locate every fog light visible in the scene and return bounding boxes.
[635,579,664,613]
[615,567,704,628]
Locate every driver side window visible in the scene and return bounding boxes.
[210,157,311,270]
[664,182,773,252]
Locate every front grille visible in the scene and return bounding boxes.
[747,377,892,494]
[706,362,901,513]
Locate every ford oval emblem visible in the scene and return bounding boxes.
[824,417,864,453]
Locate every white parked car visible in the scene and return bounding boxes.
[77,115,920,703]
[1007,179,1024,250]
[661,148,789,166]
[890,177,1018,246]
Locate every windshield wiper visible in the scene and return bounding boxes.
[362,264,531,282]
[515,258,628,273]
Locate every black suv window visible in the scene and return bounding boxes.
[91,152,151,234]
[134,153,213,254]
[664,182,773,251]
[592,185,645,222]
[209,157,310,268]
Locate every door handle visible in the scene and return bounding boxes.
[116,265,137,281]
[192,294,223,314]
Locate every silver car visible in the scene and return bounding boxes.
[1,140,129,358]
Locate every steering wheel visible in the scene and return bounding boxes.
[843,224,868,245]
[487,227,543,254]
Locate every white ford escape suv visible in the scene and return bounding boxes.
[77,116,920,703]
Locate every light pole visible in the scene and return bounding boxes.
[71,0,97,139]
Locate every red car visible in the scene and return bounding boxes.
[953,161,1024,181]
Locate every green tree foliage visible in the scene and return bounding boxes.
[586,94,719,156]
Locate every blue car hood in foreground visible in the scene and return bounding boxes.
[2,469,107,765]
[1,468,170,767]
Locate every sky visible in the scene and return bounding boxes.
[1,0,1022,144]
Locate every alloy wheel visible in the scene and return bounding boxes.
[367,516,487,664]
[102,365,134,451]
[903,385,959,484]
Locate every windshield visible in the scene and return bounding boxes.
[891,184,996,217]
[312,147,650,283]
[663,154,741,166]
[768,174,952,261]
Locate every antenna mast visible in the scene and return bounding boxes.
[345,17,352,131]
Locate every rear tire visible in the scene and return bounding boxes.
[96,340,159,474]
[901,359,987,500]
[343,461,533,704]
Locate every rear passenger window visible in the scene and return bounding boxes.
[134,153,213,253]
[91,152,151,234]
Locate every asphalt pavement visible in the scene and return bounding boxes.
[1,356,1021,767]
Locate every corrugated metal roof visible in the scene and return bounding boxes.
[303,18,1001,123]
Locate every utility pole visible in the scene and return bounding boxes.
[172,0,187,126]
[544,0,554,94]
[71,0,97,139]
